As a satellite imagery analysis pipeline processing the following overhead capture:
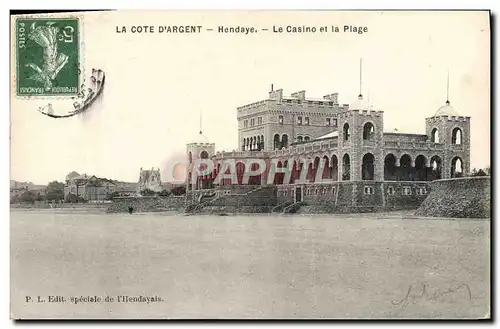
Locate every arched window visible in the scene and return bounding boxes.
[362,153,375,180]
[281,134,289,149]
[200,150,209,159]
[399,154,412,181]
[430,155,442,180]
[304,136,310,142]
[452,127,462,145]
[431,128,439,143]
[384,154,397,181]
[451,157,463,178]
[188,151,193,164]
[363,122,375,140]
[342,153,350,180]
[273,161,284,185]
[330,155,339,181]
[278,115,284,125]
[321,155,331,180]
[273,134,280,150]
[297,136,303,143]
[343,123,350,141]
[414,155,427,181]
[308,157,320,183]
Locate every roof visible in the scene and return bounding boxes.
[115,182,138,192]
[72,174,89,180]
[383,132,427,137]
[434,101,459,117]
[349,95,369,111]
[188,130,211,144]
[316,131,339,140]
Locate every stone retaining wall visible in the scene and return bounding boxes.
[106,196,185,213]
[278,181,429,213]
[415,177,490,218]
[11,203,109,210]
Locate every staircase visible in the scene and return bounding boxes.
[193,195,221,212]
[271,201,293,213]
[186,186,267,214]
[282,202,302,214]
[244,185,264,195]
[185,194,219,213]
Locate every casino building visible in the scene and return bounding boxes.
[185,75,471,213]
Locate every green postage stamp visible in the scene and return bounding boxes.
[16,17,80,97]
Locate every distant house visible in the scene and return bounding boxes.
[114,182,139,197]
[10,185,28,199]
[64,173,116,202]
[10,181,48,202]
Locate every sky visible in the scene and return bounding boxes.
[10,10,490,184]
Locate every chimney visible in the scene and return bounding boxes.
[291,90,306,101]
[323,93,339,103]
[269,88,283,101]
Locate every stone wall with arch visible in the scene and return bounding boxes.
[337,109,385,181]
[425,115,471,178]
[383,151,444,181]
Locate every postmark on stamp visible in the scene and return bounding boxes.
[16,17,80,97]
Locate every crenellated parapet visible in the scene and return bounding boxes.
[187,143,215,147]
[338,109,384,118]
[426,115,471,123]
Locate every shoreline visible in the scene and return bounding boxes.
[9,207,490,221]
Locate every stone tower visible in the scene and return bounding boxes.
[138,167,162,193]
[337,95,385,181]
[186,132,216,191]
[425,101,471,179]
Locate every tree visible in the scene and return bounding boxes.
[471,168,487,177]
[35,193,44,202]
[10,194,20,204]
[45,181,64,202]
[20,191,37,203]
[65,193,85,203]
[475,169,487,177]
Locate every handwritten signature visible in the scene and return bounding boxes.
[392,282,472,308]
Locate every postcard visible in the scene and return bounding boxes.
[10,10,490,319]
